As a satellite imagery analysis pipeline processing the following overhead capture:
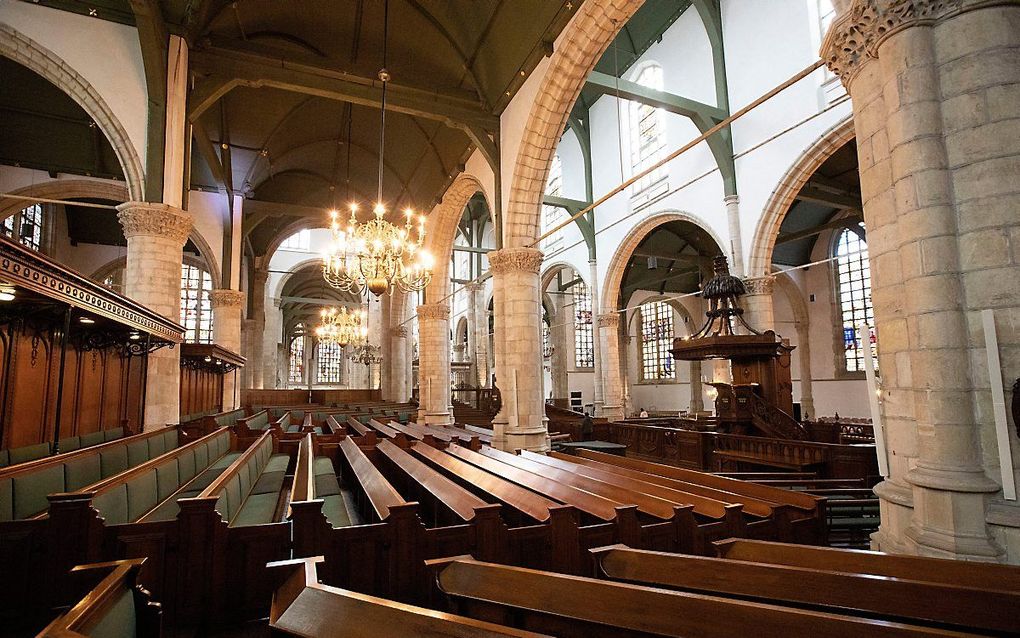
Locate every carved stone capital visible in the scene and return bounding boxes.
[209,288,245,308]
[116,202,192,245]
[820,0,1015,84]
[742,276,775,296]
[488,247,544,275]
[597,312,620,328]
[416,303,450,322]
[391,326,408,338]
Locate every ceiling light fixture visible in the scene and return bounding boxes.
[315,306,368,348]
[322,0,433,297]
[79,317,95,324]
[0,285,15,302]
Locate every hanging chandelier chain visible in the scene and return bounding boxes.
[377,0,389,205]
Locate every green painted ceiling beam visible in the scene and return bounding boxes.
[585,71,727,123]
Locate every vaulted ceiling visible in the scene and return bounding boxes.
[619,219,722,303]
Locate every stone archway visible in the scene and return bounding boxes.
[423,173,489,300]
[0,24,145,200]
[503,0,643,248]
[747,116,855,277]
[0,179,128,220]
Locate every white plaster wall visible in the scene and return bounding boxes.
[0,0,148,167]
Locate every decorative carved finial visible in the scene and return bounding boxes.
[690,256,761,338]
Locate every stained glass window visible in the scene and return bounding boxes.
[317,341,344,384]
[3,204,45,251]
[289,334,305,384]
[835,226,877,372]
[641,301,675,380]
[630,65,667,195]
[573,280,594,368]
[180,263,214,343]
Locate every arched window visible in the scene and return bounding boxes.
[279,229,310,251]
[629,64,667,197]
[540,154,568,252]
[317,341,344,384]
[3,204,45,251]
[542,308,552,360]
[834,225,877,372]
[289,332,305,384]
[640,301,675,380]
[573,280,593,368]
[816,0,836,40]
[180,263,214,343]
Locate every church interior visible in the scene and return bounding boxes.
[1,0,1019,635]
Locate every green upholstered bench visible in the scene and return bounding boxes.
[289,434,356,530]
[213,408,247,428]
[238,410,271,432]
[0,428,128,469]
[82,428,234,525]
[38,559,159,638]
[313,456,353,527]
[0,426,178,521]
[204,431,290,528]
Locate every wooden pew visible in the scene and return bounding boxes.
[714,539,1020,592]
[268,556,546,637]
[290,435,422,600]
[591,544,1019,634]
[38,559,161,638]
[174,429,293,621]
[575,448,825,543]
[429,556,977,638]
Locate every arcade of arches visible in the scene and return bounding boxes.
[1,0,1020,618]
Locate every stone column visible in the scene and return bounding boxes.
[390,326,409,401]
[597,312,625,422]
[117,202,191,429]
[795,321,815,420]
[689,361,704,413]
[416,303,453,425]
[468,283,489,387]
[210,288,244,409]
[379,295,393,398]
[823,0,1019,560]
[490,248,549,451]
[588,259,605,415]
[263,298,282,388]
[724,195,745,276]
[250,265,268,389]
[742,276,776,332]
[549,309,569,399]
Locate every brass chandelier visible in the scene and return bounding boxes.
[314,306,367,348]
[322,0,433,297]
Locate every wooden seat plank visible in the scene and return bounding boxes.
[479,447,678,520]
[339,437,406,521]
[592,545,1019,634]
[577,449,821,511]
[377,439,487,521]
[362,418,400,439]
[547,451,774,518]
[434,558,970,638]
[410,443,557,523]
[714,539,1020,593]
[523,451,736,519]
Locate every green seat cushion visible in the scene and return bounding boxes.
[126,439,149,467]
[231,492,279,527]
[88,586,137,638]
[321,494,352,528]
[148,434,167,458]
[10,442,52,465]
[93,484,128,525]
[80,431,106,449]
[125,471,158,521]
[0,477,12,521]
[187,452,241,491]
[194,443,209,470]
[313,457,334,476]
[252,471,285,495]
[265,454,290,474]
[285,425,301,433]
[104,428,125,442]
[177,449,197,482]
[100,446,129,478]
[65,454,102,491]
[315,474,341,497]
[143,497,181,522]
[155,460,180,501]
[210,451,240,471]
[58,437,81,453]
[13,463,64,519]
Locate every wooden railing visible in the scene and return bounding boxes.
[748,392,809,440]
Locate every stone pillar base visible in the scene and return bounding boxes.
[600,404,625,423]
[496,427,550,453]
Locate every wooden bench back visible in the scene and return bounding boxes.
[338,437,406,521]
[577,449,821,511]
[377,439,486,522]
[267,557,545,637]
[291,434,315,505]
[592,544,1019,634]
[410,443,556,523]
[432,557,971,638]
[715,539,1020,592]
[446,446,618,522]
